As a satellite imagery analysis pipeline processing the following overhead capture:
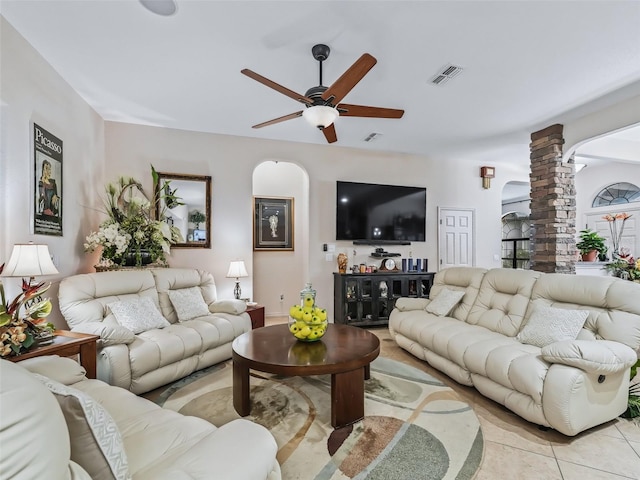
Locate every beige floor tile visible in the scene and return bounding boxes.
[593,420,627,439]
[617,418,640,443]
[552,433,640,478]
[474,441,562,480]
[265,315,287,326]
[475,411,555,457]
[372,325,638,477]
[558,460,636,480]
[630,441,640,458]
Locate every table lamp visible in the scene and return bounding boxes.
[2,243,59,285]
[226,260,248,300]
[1,243,59,331]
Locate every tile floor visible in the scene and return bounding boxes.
[266,316,640,479]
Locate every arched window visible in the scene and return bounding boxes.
[592,182,640,207]
[501,212,531,269]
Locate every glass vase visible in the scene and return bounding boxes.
[288,283,327,342]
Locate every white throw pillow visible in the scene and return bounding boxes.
[516,306,589,348]
[209,299,247,315]
[108,297,170,334]
[167,286,210,321]
[425,288,465,316]
[33,374,131,480]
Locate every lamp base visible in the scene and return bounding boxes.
[234,281,241,300]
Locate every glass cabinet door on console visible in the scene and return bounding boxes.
[334,272,434,327]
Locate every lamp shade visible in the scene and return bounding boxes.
[226,261,248,279]
[302,106,338,128]
[1,244,59,277]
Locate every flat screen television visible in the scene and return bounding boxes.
[336,181,426,243]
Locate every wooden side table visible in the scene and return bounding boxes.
[7,330,99,379]
[245,305,265,329]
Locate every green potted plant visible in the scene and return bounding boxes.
[189,210,206,230]
[621,359,640,418]
[576,229,607,262]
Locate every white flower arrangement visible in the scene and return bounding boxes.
[85,167,182,267]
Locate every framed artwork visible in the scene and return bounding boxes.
[33,123,63,236]
[253,196,294,251]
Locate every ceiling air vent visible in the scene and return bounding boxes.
[363,132,382,142]
[430,64,463,86]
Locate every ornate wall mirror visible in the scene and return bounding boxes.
[154,172,212,249]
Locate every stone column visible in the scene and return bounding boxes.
[529,124,577,273]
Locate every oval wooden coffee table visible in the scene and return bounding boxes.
[232,323,380,429]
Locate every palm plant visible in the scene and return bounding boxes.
[621,359,640,418]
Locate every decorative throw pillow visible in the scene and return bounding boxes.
[167,286,210,322]
[209,299,247,315]
[108,297,170,334]
[516,306,589,348]
[33,374,131,480]
[425,288,465,316]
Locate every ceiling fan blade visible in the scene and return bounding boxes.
[337,103,404,119]
[322,123,337,144]
[241,69,314,105]
[252,111,303,129]
[321,53,377,105]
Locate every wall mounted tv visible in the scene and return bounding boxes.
[336,181,426,244]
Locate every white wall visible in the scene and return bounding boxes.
[4,16,639,327]
[564,94,640,161]
[502,199,530,216]
[575,162,640,230]
[1,18,106,328]
[101,121,520,319]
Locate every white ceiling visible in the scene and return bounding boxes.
[2,0,640,165]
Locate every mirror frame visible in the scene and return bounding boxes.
[154,172,212,249]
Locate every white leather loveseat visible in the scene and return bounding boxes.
[59,268,251,394]
[389,267,640,436]
[0,356,281,480]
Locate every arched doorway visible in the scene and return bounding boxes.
[252,161,309,319]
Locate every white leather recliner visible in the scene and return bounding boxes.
[0,356,281,480]
[389,267,640,436]
[59,268,251,394]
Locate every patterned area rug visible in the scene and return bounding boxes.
[145,357,483,480]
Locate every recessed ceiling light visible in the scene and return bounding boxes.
[139,0,177,16]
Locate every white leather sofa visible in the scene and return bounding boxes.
[59,268,251,394]
[389,267,640,436]
[0,356,281,480]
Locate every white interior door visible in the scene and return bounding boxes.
[438,207,475,270]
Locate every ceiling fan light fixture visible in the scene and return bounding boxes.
[303,106,338,129]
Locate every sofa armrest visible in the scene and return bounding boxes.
[209,299,247,315]
[541,340,638,374]
[18,355,88,385]
[70,321,135,347]
[394,297,430,312]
